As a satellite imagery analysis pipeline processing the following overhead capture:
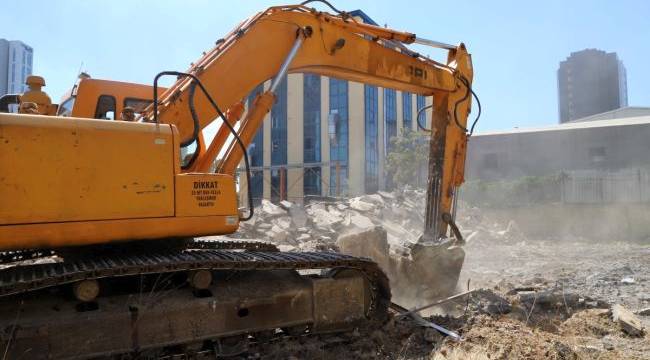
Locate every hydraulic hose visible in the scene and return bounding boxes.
[152,71,254,221]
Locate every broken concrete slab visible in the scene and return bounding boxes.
[350,212,374,229]
[612,304,646,336]
[272,217,292,231]
[286,205,308,228]
[349,197,375,212]
[377,190,395,200]
[268,225,290,243]
[261,199,286,217]
[336,226,390,272]
[312,208,343,229]
[279,200,293,210]
[360,194,384,206]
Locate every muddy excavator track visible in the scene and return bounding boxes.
[0,240,391,359]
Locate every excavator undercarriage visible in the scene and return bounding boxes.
[0,240,390,359]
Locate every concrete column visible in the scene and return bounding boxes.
[320,76,330,196]
[348,81,365,196]
[377,87,385,190]
[396,91,403,136]
[286,73,304,203]
[263,80,272,199]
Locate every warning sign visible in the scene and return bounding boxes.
[191,181,221,207]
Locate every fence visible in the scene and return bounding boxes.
[462,167,650,207]
[561,168,650,204]
[238,161,348,204]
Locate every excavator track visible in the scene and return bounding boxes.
[0,242,390,359]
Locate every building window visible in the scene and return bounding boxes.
[270,76,288,202]
[247,84,265,205]
[329,77,348,196]
[589,146,606,164]
[365,85,379,193]
[303,74,322,196]
[483,153,498,170]
[384,89,397,153]
[402,92,412,132]
[416,95,426,129]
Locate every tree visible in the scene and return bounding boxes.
[385,130,430,188]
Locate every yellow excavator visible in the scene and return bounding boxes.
[0,2,475,358]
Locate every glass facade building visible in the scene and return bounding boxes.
[303,73,322,196]
[329,77,349,196]
[402,92,412,132]
[364,85,379,193]
[416,94,426,130]
[384,88,397,154]
[247,84,265,204]
[240,75,422,202]
[0,39,33,97]
[270,76,288,201]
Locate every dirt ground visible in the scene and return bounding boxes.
[442,238,650,360]
[243,238,650,359]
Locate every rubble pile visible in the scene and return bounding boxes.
[235,190,526,252]
[234,190,426,251]
[230,189,524,306]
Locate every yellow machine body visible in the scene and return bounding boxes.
[0,113,238,250]
[1,3,474,255]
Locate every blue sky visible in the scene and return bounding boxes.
[2,0,648,132]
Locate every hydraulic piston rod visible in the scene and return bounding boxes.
[413,37,456,50]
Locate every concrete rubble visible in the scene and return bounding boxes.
[612,304,646,337]
[230,189,523,306]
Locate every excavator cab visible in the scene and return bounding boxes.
[56,75,161,120]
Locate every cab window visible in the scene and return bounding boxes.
[57,97,76,117]
[124,98,152,113]
[94,95,116,120]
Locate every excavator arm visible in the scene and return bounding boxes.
[148,3,474,240]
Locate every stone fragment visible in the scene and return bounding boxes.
[278,200,293,210]
[268,225,289,243]
[288,206,308,228]
[311,207,342,229]
[256,223,272,230]
[350,212,373,229]
[336,226,390,271]
[297,233,311,241]
[277,244,297,252]
[360,193,384,206]
[377,190,395,200]
[272,217,292,231]
[620,276,635,284]
[261,199,286,216]
[349,197,375,212]
[612,304,646,336]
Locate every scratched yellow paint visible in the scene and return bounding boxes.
[0,113,175,224]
